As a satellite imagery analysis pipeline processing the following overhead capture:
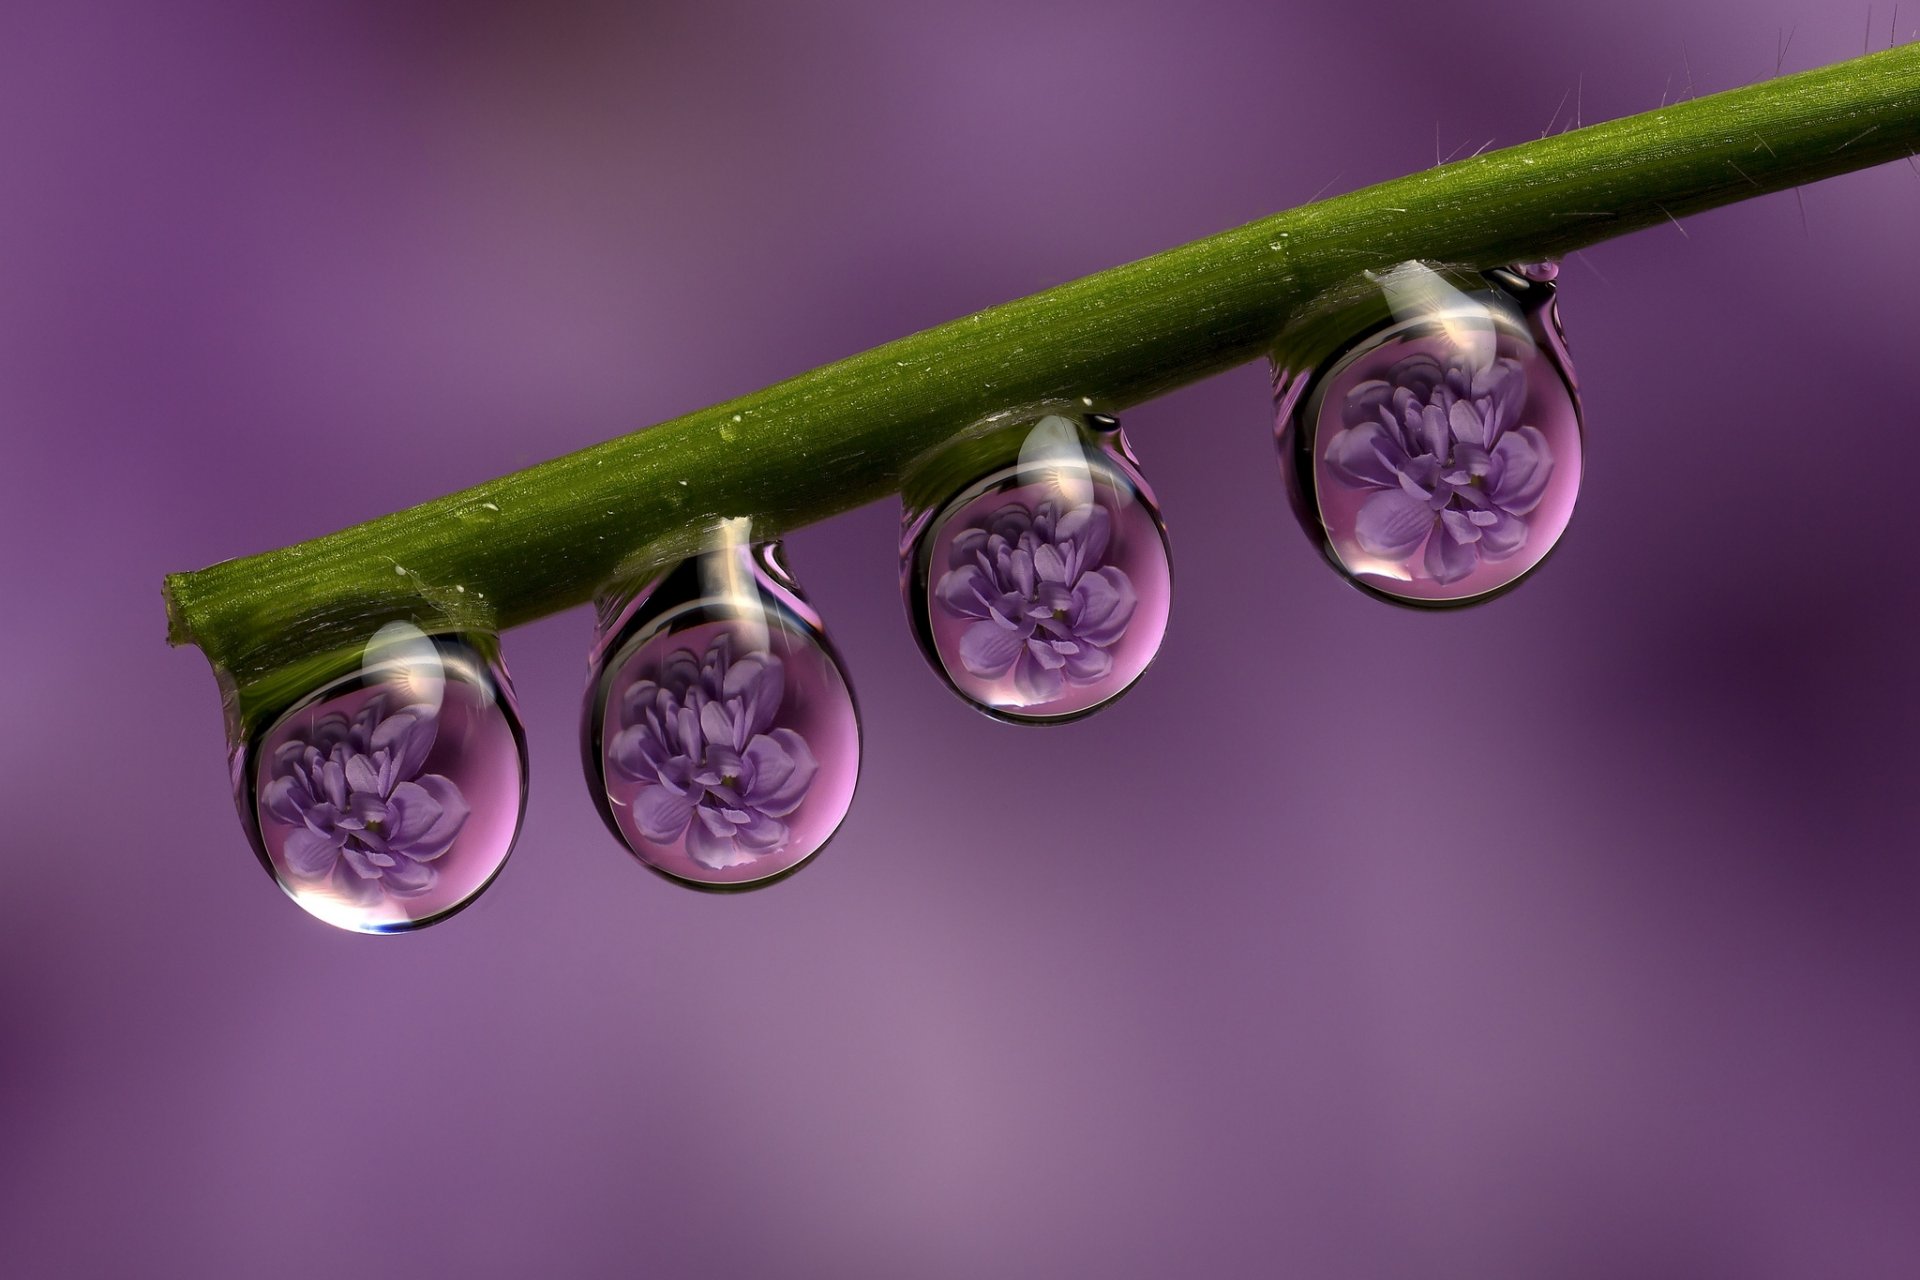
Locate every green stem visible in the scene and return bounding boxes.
[167,45,1920,689]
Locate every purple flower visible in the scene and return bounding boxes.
[1325,349,1554,584]
[608,634,818,870]
[934,498,1138,702]
[261,696,470,902]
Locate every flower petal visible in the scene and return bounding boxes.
[1055,503,1111,570]
[261,775,311,827]
[380,857,436,897]
[933,565,993,620]
[1473,357,1526,444]
[958,619,1026,679]
[1353,489,1434,560]
[1071,567,1137,649]
[1009,547,1036,597]
[1324,421,1408,489]
[405,775,469,859]
[1488,426,1554,514]
[372,707,438,781]
[284,826,344,878]
[946,526,987,570]
[1342,378,1396,428]
[380,788,438,849]
[1027,637,1068,671]
[743,729,817,817]
[732,811,790,853]
[320,759,348,809]
[1062,644,1113,683]
[1011,654,1064,703]
[1424,525,1479,583]
[633,784,697,844]
[1438,507,1482,545]
[1417,404,1449,459]
[619,678,662,727]
[339,843,384,880]
[607,725,664,784]
[659,649,702,697]
[1386,353,1445,405]
[685,818,754,870]
[343,753,383,798]
[724,652,785,738]
[299,802,342,838]
[1448,398,1488,448]
[700,698,745,753]
[1032,541,1070,584]
[693,745,743,793]
[1477,510,1529,560]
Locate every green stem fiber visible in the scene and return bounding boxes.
[166,45,1920,695]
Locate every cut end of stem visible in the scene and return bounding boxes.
[163,574,198,649]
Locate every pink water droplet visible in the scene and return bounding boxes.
[583,533,860,889]
[234,630,527,932]
[902,412,1172,723]
[1271,263,1584,607]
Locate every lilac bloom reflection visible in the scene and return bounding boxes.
[935,498,1138,702]
[1325,349,1554,584]
[261,696,471,903]
[608,634,818,870]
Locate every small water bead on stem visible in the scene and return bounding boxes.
[232,624,528,933]
[581,518,861,890]
[900,411,1172,723]
[1270,261,1584,608]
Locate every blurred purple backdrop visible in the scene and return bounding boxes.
[3,2,1918,1276]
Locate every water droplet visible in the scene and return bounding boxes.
[1270,261,1584,607]
[901,412,1172,723]
[233,624,527,932]
[582,519,860,889]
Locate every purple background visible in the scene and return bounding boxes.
[3,2,1917,1276]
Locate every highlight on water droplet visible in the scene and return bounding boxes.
[1270,261,1584,607]
[582,518,861,890]
[900,411,1172,723]
[232,623,528,933]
